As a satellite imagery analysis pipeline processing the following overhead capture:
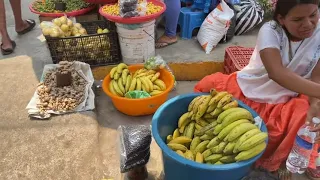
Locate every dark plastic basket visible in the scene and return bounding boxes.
[45,20,121,66]
[224,46,254,74]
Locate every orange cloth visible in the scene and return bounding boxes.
[194,72,318,171]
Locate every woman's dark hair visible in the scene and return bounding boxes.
[273,0,319,23]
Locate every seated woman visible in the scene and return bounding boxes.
[194,0,320,179]
[155,0,181,48]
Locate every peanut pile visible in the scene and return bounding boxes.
[36,61,87,114]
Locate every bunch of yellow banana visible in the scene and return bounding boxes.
[109,63,130,97]
[108,63,167,97]
[165,89,268,165]
[130,68,167,96]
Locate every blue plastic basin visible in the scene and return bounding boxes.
[152,93,268,180]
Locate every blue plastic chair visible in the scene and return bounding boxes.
[178,7,207,39]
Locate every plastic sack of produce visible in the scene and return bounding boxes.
[144,55,177,89]
[234,0,264,35]
[118,125,152,174]
[197,0,234,54]
[219,2,237,44]
[119,0,139,18]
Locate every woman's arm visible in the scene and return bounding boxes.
[260,48,320,99]
[309,60,320,103]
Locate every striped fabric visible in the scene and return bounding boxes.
[235,0,264,35]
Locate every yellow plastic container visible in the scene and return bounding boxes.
[102,64,175,116]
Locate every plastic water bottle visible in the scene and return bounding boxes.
[286,117,320,174]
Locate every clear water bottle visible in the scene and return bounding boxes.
[286,117,320,174]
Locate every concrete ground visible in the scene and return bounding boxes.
[0,0,309,180]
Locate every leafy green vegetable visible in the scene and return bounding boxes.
[32,0,92,13]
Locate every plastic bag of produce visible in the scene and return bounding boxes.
[234,0,264,35]
[125,90,151,99]
[118,125,152,173]
[144,55,177,89]
[119,0,139,18]
[197,0,234,54]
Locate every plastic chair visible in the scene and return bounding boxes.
[178,7,207,39]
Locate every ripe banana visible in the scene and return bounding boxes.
[209,91,229,106]
[133,69,142,78]
[235,142,266,162]
[151,72,160,82]
[146,69,157,75]
[195,96,212,120]
[196,152,204,163]
[114,72,120,80]
[188,96,202,112]
[205,127,215,136]
[168,143,188,152]
[154,79,166,91]
[166,135,173,143]
[116,63,128,73]
[117,77,126,94]
[190,136,201,153]
[121,69,129,85]
[144,77,154,92]
[192,96,208,114]
[200,134,214,141]
[205,118,216,123]
[197,118,209,127]
[185,150,194,161]
[203,113,214,119]
[129,78,137,91]
[185,122,195,139]
[142,84,147,92]
[169,136,192,144]
[153,85,161,90]
[188,111,194,118]
[109,81,118,96]
[205,154,223,164]
[213,124,223,135]
[210,108,223,117]
[194,140,210,154]
[125,75,132,92]
[238,132,268,151]
[222,100,239,110]
[179,120,192,134]
[210,141,227,153]
[150,90,163,96]
[221,109,254,128]
[206,103,218,113]
[178,112,191,128]
[217,107,244,123]
[136,78,142,91]
[214,161,223,165]
[223,142,237,155]
[195,123,202,131]
[217,94,233,108]
[173,129,180,139]
[140,77,150,92]
[146,74,153,80]
[233,129,261,153]
[110,67,117,79]
[220,155,236,164]
[228,123,258,142]
[217,119,250,140]
[176,150,185,157]
[210,88,218,97]
[112,80,123,96]
[195,121,217,136]
[207,136,221,149]
[202,149,213,159]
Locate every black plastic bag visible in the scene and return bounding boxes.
[118,125,152,173]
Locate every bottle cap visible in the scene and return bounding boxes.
[312,117,320,124]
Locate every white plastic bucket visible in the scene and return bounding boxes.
[116,20,155,64]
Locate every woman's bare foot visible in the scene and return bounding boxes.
[155,35,178,49]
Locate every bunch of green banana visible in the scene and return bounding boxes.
[165,89,268,165]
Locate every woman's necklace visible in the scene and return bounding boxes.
[288,40,304,61]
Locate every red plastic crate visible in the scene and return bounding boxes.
[224,46,255,74]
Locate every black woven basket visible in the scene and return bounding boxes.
[46,20,121,66]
